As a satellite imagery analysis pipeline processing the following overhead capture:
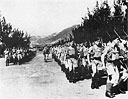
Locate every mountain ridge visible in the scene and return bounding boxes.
[31,25,78,46]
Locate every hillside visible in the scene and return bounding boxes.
[30,36,42,42]
[35,25,78,46]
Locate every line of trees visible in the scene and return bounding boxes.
[0,16,31,48]
[72,0,128,43]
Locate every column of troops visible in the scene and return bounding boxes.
[4,47,37,66]
[50,38,128,98]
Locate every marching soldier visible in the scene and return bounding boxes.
[17,47,23,65]
[43,46,50,62]
[115,39,128,94]
[87,39,104,89]
[81,44,89,67]
[66,42,76,82]
[12,47,17,64]
[81,43,92,79]
[4,48,10,66]
[101,39,120,98]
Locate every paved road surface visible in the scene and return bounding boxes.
[0,52,127,99]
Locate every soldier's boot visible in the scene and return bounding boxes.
[69,70,74,83]
[91,77,99,89]
[91,77,95,89]
[6,59,9,66]
[6,62,8,66]
[91,73,99,89]
[117,78,126,94]
[105,83,115,98]
[95,73,100,89]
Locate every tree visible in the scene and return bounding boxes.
[0,15,31,48]
[72,0,127,43]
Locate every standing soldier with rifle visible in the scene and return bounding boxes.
[101,39,121,98]
[4,48,10,66]
[87,39,104,89]
[66,41,76,82]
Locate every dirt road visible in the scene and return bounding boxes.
[0,52,127,99]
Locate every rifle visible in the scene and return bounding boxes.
[113,28,122,42]
[100,37,103,44]
[106,31,111,38]
[123,26,128,37]
[119,59,128,81]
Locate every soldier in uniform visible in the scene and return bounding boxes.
[87,39,104,89]
[81,43,89,67]
[43,46,50,62]
[12,47,17,64]
[115,39,128,94]
[101,39,120,98]
[66,41,77,82]
[81,43,92,79]
[17,47,23,65]
[4,48,10,66]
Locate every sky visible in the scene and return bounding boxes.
[0,0,114,36]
